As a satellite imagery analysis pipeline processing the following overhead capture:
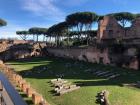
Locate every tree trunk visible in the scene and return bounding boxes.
[33,35,35,41]
[77,25,80,40]
[67,36,70,47]
[37,35,38,42]
[43,35,45,42]
[87,34,89,45]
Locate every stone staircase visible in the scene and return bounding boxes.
[84,69,121,79]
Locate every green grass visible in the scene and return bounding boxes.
[7,57,140,105]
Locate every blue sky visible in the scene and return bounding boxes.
[0,0,140,38]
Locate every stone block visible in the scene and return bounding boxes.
[26,87,35,97]
[22,83,30,93]
[32,93,43,105]
[12,73,17,81]
[18,79,26,88]
[70,85,76,88]
[59,86,80,95]
[15,75,22,83]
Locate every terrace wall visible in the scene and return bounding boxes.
[47,47,110,64]
[47,47,139,70]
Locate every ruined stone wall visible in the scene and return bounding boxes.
[97,16,124,42]
[97,16,140,43]
[47,47,110,65]
[0,42,138,70]
[47,47,139,70]
[0,43,11,53]
[0,43,46,61]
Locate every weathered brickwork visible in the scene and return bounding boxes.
[47,47,139,70]
[97,16,140,42]
[97,16,124,41]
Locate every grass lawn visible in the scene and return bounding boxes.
[7,57,140,105]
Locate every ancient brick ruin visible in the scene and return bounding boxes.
[0,40,47,61]
[95,16,140,70]
[46,16,140,70]
[0,16,140,70]
[97,16,140,44]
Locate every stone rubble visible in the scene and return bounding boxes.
[96,90,110,105]
[51,78,80,95]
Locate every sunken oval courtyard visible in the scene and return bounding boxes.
[1,3,140,105]
[5,57,140,105]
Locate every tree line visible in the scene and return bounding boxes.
[16,12,140,46]
[16,27,48,41]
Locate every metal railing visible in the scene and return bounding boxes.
[0,72,27,105]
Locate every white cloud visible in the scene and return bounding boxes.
[0,24,27,39]
[20,0,65,22]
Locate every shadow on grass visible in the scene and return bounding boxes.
[19,92,33,105]
[16,87,34,105]
[48,90,60,96]
[9,57,140,87]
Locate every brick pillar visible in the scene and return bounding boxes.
[18,79,26,88]
[0,60,4,67]
[32,93,43,105]
[26,87,35,97]
[15,75,22,84]
[22,83,30,93]
[12,73,17,81]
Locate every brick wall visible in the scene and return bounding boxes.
[97,16,140,43]
[47,47,110,65]
[47,47,139,70]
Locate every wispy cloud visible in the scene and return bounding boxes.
[0,24,27,39]
[20,0,65,22]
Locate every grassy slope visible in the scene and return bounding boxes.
[7,57,140,105]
